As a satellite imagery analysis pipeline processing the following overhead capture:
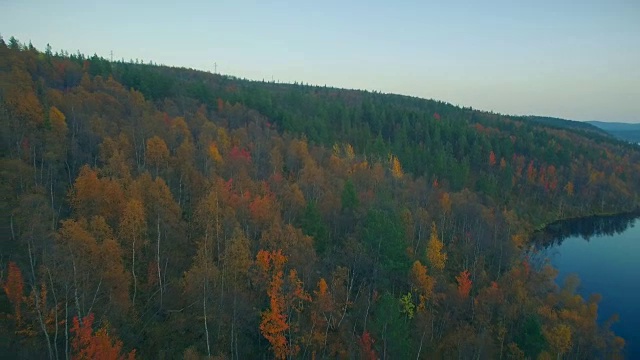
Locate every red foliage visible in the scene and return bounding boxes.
[270,172,283,183]
[21,137,30,153]
[217,98,224,113]
[522,259,531,277]
[433,112,441,121]
[456,270,472,299]
[359,331,377,360]
[432,178,439,189]
[526,161,536,182]
[162,113,171,127]
[230,146,252,162]
[3,262,24,321]
[70,313,136,360]
[249,192,276,225]
[489,151,496,167]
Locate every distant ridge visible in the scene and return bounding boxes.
[525,116,612,138]
[588,121,640,144]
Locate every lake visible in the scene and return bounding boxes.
[535,213,640,359]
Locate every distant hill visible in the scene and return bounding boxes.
[588,121,640,144]
[526,116,609,136]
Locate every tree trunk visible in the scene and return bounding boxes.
[157,214,163,308]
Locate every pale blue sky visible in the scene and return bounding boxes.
[2,0,639,122]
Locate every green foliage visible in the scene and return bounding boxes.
[362,209,408,274]
[299,201,330,254]
[515,316,548,359]
[341,178,358,211]
[399,292,415,319]
[370,293,413,359]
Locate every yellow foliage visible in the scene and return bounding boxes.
[216,127,230,152]
[332,143,341,157]
[565,181,574,196]
[545,324,572,356]
[49,106,67,135]
[389,154,403,179]
[145,136,169,170]
[427,222,447,271]
[439,192,451,213]
[410,260,435,309]
[208,142,223,164]
[511,234,526,249]
[344,143,355,161]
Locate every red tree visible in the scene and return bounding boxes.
[3,262,24,321]
[70,313,136,360]
[456,270,472,299]
[489,151,497,167]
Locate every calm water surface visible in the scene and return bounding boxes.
[537,214,640,359]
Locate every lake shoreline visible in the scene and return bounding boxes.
[531,206,640,234]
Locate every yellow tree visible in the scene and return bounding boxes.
[118,199,147,307]
[145,136,169,176]
[545,324,572,359]
[389,154,404,179]
[409,260,435,310]
[427,222,447,271]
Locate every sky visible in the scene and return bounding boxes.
[2,0,639,123]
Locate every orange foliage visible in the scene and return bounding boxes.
[249,192,277,226]
[70,313,136,360]
[439,192,451,213]
[258,250,290,359]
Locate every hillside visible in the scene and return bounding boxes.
[1,38,639,359]
[588,121,640,144]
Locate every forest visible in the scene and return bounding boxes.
[1,37,639,359]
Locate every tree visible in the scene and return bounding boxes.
[389,154,403,179]
[359,331,377,360]
[427,222,447,271]
[145,136,169,176]
[409,260,434,309]
[545,324,572,359]
[341,178,358,211]
[257,250,290,359]
[3,262,25,322]
[70,313,136,360]
[456,270,472,299]
[118,199,146,307]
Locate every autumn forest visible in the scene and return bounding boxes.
[1,37,640,359]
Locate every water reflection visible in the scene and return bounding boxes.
[533,212,639,248]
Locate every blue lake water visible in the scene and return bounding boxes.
[538,214,640,359]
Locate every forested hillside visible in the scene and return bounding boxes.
[1,37,639,359]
